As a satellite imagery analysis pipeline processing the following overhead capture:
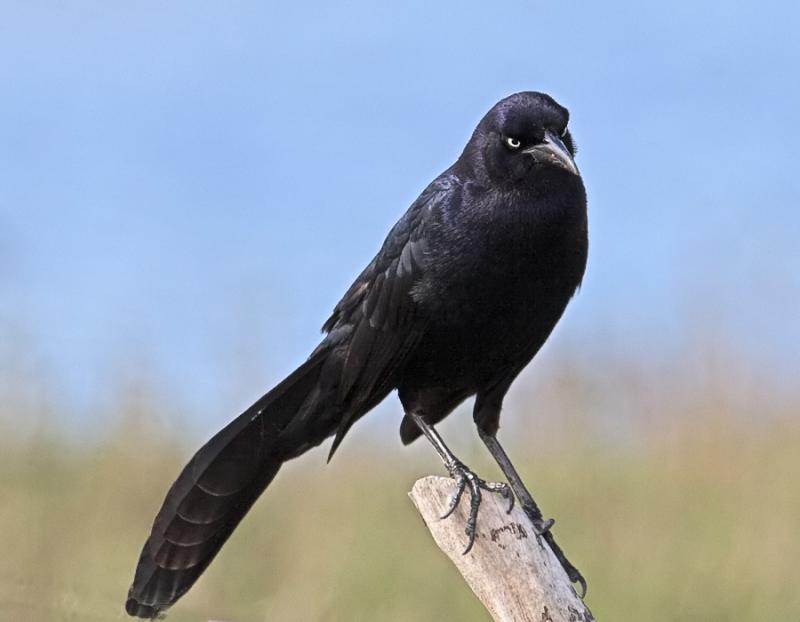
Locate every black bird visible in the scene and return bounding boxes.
[126,91,588,618]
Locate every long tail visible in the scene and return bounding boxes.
[125,349,336,618]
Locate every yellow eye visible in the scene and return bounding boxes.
[505,136,521,149]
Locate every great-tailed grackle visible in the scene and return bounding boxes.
[126,91,588,618]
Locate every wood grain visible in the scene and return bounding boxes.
[409,476,595,622]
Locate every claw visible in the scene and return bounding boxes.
[518,501,555,535]
[535,517,555,535]
[575,574,587,598]
[440,461,514,555]
[540,529,587,598]
[563,554,587,597]
[482,480,514,514]
[462,477,482,554]
[440,478,467,519]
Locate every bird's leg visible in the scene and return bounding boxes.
[478,430,552,532]
[408,412,514,554]
[479,429,587,597]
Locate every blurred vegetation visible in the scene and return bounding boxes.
[1,339,799,621]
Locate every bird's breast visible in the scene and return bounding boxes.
[420,180,587,324]
[401,177,587,393]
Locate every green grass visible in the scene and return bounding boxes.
[2,404,798,621]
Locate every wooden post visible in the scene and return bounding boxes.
[409,476,595,622]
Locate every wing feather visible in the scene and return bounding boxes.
[322,175,458,457]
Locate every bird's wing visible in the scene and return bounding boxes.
[321,174,457,458]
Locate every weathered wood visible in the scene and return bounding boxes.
[409,476,594,622]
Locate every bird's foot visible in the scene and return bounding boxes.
[440,460,514,554]
[518,502,556,536]
[517,501,585,596]
[541,529,587,598]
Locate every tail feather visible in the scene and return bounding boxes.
[126,351,331,618]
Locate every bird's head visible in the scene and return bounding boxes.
[462,91,579,185]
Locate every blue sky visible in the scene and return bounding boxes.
[2,2,798,430]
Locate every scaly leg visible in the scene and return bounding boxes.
[479,429,587,597]
[409,412,513,553]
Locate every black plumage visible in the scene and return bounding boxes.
[126,91,588,618]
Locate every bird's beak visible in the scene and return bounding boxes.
[524,130,579,175]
